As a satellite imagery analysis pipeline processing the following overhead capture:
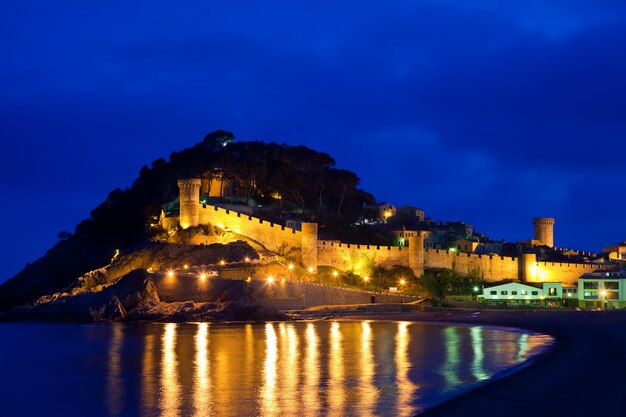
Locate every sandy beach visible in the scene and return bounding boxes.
[313,308,626,417]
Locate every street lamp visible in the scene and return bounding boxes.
[600,288,607,310]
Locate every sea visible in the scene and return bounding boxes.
[0,320,552,417]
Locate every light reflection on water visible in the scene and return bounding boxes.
[97,321,551,417]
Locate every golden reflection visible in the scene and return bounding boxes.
[470,327,489,382]
[302,323,320,417]
[106,325,124,417]
[141,334,156,417]
[261,323,279,416]
[359,321,378,417]
[328,321,345,417]
[161,323,180,417]
[278,324,300,416]
[396,322,417,417]
[194,323,211,417]
[442,326,462,390]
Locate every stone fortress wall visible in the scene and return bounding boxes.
[173,179,611,285]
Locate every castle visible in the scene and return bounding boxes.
[169,178,616,285]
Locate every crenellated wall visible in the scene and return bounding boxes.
[172,180,610,284]
[424,248,519,281]
[317,240,411,272]
[198,204,302,253]
[525,260,607,285]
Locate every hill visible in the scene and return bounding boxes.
[0,131,375,311]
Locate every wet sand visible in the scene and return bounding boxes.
[329,309,626,417]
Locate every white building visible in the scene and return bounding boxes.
[479,282,563,304]
[578,270,626,309]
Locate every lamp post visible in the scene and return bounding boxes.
[473,286,480,302]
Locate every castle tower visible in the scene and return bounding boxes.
[301,223,318,272]
[533,217,555,247]
[519,252,538,282]
[178,179,201,229]
[408,233,425,277]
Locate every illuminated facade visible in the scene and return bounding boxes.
[170,178,614,284]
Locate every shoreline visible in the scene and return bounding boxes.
[325,308,626,417]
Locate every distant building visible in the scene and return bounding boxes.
[285,219,304,231]
[390,228,420,246]
[480,282,563,305]
[603,242,626,260]
[397,205,425,222]
[578,270,626,309]
[378,203,396,221]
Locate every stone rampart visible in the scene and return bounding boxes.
[424,248,519,281]
[317,240,409,272]
[198,204,302,253]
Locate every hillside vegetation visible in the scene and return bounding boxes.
[0,131,374,311]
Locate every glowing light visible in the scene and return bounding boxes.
[267,276,274,284]
[600,289,608,297]
[332,271,338,277]
[200,273,207,280]
[281,278,285,283]
[307,267,314,273]
[261,324,279,416]
[399,278,406,286]
[363,276,370,282]
[167,270,175,278]
[449,247,457,253]
[161,323,180,417]
[147,268,154,273]
[383,210,392,219]
[396,322,417,416]
[244,257,250,262]
[288,263,294,270]
[183,264,189,269]
[194,323,211,416]
[473,286,479,293]
[219,260,226,266]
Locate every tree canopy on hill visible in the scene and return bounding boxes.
[0,131,375,310]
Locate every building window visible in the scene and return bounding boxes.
[531,291,539,296]
[501,291,508,295]
[521,290,528,295]
[490,291,497,295]
[583,281,599,289]
[549,287,557,296]
[512,291,518,295]
[605,281,619,290]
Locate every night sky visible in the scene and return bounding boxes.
[1,1,625,282]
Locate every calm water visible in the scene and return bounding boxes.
[0,321,551,417]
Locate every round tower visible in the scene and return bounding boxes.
[408,233,424,278]
[178,179,201,229]
[301,223,318,273]
[533,217,555,247]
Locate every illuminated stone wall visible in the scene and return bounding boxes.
[423,248,520,281]
[174,184,607,284]
[197,204,302,253]
[317,241,410,273]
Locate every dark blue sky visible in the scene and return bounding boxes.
[1,1,626,282]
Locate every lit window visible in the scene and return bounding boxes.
[501,291,508,295]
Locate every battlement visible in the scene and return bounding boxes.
[318,240,405,252]
[202,204,301,235]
